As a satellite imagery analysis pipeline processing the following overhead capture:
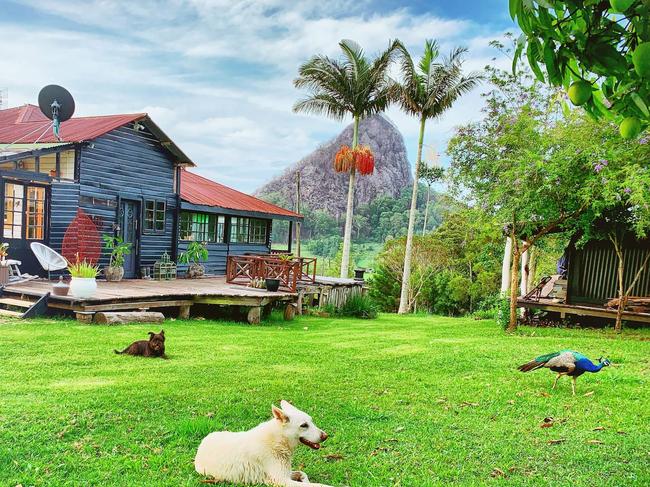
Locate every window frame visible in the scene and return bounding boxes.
[179,211,225,243]
[229,216,268,245]
[143,199,166,234]
[3,181,48,241]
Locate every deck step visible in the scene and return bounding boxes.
[0,297,34,308]
[0,308,23,318]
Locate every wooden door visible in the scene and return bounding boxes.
[119,199,140,278]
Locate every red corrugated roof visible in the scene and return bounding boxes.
[0,104,145,144]
[181,169,301,219]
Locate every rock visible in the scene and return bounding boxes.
[255,114,413,218]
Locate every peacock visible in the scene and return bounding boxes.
[518,350,610,395]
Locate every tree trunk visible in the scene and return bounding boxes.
[611,234,625,333]
[422,184,431,235]
[500,237,513,294]
[398,117,426,314]
[507,243,521,332]
[340,116,359,278]
[527,246,537,290]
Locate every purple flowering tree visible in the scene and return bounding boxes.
[448,66,610,331]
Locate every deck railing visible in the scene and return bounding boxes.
[226,255,317,292]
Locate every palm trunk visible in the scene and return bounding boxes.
[422,184,430,235]
[340,116,359,278]
[398,116,426,314]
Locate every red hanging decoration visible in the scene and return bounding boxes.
[355,145,375,175]
[62,209,102,264]
[334,145,355,173]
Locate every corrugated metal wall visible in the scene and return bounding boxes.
[568,239,650,303]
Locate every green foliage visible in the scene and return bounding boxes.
[336,294,378,319]
[370,207,502,314]
[102,234,131,268]
[496,296,511,330]
[178,241,209,265]
[67,259,99,278]
[511,0,650,128]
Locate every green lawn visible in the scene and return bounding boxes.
[0,314,648,486]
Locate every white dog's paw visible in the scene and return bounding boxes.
[291,471,310,482]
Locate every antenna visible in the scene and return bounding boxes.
[38,85,75,141]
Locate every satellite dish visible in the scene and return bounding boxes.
[38,85,75,140]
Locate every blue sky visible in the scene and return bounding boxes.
[1,0,515,192]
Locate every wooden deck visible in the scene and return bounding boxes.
[2,277,297,323]
[517,297,650,324]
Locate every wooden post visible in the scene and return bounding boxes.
[178,305,191,319]
[247,306,262,325]
[520,243,530,296]
[287,221,293,254]
[283,303,296,321]
[295,171,301,257]
[500,237,513,295]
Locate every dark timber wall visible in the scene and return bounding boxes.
[78,123,177,269]
[177,240,270,276]
[568,238,650,304]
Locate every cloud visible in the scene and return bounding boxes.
[2,0,510,191]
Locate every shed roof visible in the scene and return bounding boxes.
[180,169,302,220]
[0,105,194,165]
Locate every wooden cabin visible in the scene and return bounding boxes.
[515,237,650,324]
[0,104,301,277]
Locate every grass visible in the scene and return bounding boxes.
[0,314,648,486]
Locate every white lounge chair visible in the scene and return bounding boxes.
[30,242,68,280]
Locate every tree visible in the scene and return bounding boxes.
[447,66,608,331]
[395,40,482,314]
[511,0,650,134]
[293,39,400,277]
[569,130,650,332]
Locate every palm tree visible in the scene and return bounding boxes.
[294,39,400,278]
[396,40,482,314]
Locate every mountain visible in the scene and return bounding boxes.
[255,114,413,219]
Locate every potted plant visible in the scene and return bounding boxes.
[0,242,9,285]
[102,234,131,282]
[179,241,209,278]
[67,255,100,298]
[265,277,281,292]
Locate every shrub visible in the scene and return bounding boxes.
[337,294,378,319]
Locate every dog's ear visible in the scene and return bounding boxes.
[147,331,155,339]
[159,329,164,336]
[280,400,299,415]
[272,404,289,423]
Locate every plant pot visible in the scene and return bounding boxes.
[104,266,124,282]
[0,265,9,285]
[69,277,97,299]
[265,278,281,292]
[188,263,205,279]
[354,268,366,281]
[52,276,70,296]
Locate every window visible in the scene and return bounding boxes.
[3,183,23,238]
[0,150,75,179]
[230,217,250,243]
[249,219,268,244]
[3,183,46,240]
[229,217,268,244]
[26,186,46,239]
[144,199,166,233]
[179,212,224,242]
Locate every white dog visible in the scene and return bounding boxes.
[195,400,332,486]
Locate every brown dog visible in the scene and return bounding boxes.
[114,330,167,358]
